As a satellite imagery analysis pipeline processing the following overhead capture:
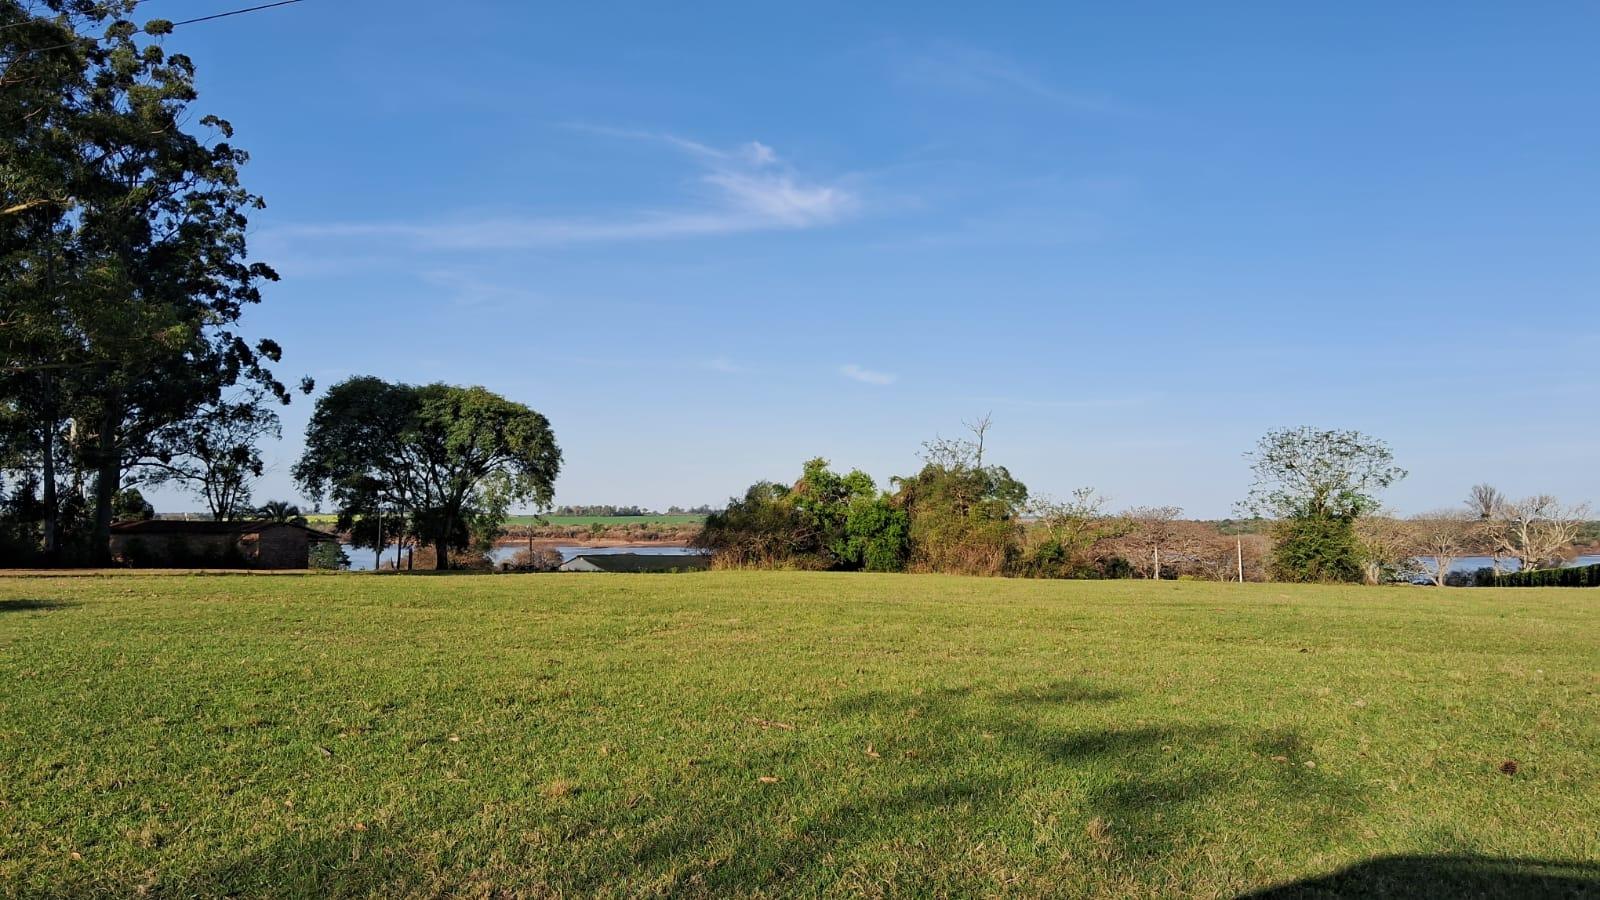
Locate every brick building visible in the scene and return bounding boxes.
[109,520,338,569]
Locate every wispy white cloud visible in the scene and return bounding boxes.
[274,132,857,251]
[702,357,747,374]
[419,268,544,309]
[885,39,1123,114]
[840,363,897,386]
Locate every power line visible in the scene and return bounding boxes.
[3,0,306,60]
[168,0,301,28]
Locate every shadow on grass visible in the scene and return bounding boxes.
[14,832,423,899]
[1239,855,1600,899]
[616,678,1369,894]
[995,677,1126,705]
[0,598,78,613]
[28,678,1377,896]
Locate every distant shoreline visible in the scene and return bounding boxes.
[492,537,692,550]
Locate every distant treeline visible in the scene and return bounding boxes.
[692,423,1595,586]
[551,504,719,517]
[507,521,700,544]
[691,417,1275,581]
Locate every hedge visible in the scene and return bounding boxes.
[1483,563,1600,588]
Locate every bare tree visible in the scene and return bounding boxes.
[1120,506,1186,579]
[1494,496,1591,572]
[1464,483,1509,573]
[921,412,994,470]
[1464,483,1505,521]
[1409,511,1475,587]
[1027,487,1123,562]
[963,412,993,468]
[1354,513,1421,585]
[1193,532,1269,582]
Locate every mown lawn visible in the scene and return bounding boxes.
[0,573,1596,898]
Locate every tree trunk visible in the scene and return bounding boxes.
[90,402,120,566]
[40,395,58,563]
[433,536,449,571]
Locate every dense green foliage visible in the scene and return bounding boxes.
[697,425,1031,576]
[840,492,911,572]
[893,459,1028,576]
[1,573,1595,896]
[1,1,293,563]
[294,377,561,570]
[1486,563,1600,588]
[695,459,908,571]
[306,541,349,571]
[1269,514,1363,583]
[1242,428,1406,583]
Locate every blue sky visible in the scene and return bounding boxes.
[144,1,1599,517]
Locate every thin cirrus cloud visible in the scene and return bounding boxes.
[839,364,897,386]
[701,357,747,375]
[882,38,1125,115]
[272,131,858,252]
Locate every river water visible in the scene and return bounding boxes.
[1417,554,1600,577]
[343,543,702,572]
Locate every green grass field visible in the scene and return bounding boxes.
[301,513,704,528]
[1,574,1596,898]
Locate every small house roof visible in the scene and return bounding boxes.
[561,552,710,573]
[109,520,339,541]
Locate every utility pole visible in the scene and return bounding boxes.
[375,504,383,572]
[1237,538,1244,583]
[1153,546,1160,581]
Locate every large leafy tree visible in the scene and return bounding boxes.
[2,1,292,562]
[294,377,562,570]
[2,1,104,560]
[1240,427,1406,583]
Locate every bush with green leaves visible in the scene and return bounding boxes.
[308,541,349,571]
[1269,514,1364,583]
[1240,428,1406,584]
[893,460,1027,577]
[694,459,908,572]
[840,495,910,572]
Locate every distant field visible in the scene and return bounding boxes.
[528,514,705,527]
[1,574,1595,897]
[302,513,705,528]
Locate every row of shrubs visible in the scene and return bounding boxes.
[1474,563,1600,588]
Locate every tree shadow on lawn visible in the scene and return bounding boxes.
[48,679,1372,897]
[1239,855,1600,899]
[620,678,1370,894]
[19,831,425,899]
[0,598,78,613]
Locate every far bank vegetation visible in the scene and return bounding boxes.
[692,420,1592,585]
